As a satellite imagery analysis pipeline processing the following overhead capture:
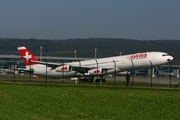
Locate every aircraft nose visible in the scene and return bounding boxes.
[167,56,173,62]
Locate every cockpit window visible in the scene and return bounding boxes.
[162,54,169,56]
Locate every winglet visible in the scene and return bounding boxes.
[17,46,39,66]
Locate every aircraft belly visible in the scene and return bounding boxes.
[132,60,152,69]
[118,59,151,71]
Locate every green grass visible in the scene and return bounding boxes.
[0,83,180,120]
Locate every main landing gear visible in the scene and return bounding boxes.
[80,76,106,82]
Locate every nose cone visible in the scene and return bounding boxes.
[167,56,173,62]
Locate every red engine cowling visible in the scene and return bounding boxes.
[55,65,72,72]
[88,68,103,75]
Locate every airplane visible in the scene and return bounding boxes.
[17,46,173,81]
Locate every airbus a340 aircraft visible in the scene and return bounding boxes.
[18,46,173,80]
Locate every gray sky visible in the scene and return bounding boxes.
[0,0,180,40]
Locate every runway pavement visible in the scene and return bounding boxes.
[107,76,180,85]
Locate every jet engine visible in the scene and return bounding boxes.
[55,65,72,72]
[87,68,104,75]
[86,68,120,75]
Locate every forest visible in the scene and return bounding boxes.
[0,38,179,64]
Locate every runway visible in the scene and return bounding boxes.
[1,74,180,88]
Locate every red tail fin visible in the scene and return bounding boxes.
[17,46,39,66]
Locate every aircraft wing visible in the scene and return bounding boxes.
[29,60,93,70]
[29,60,62,69]
[28,60,113,76]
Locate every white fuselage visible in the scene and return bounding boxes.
[26,51,173,78]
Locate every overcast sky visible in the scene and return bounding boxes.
[0,0,180,40]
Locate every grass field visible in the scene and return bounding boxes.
[0,83,180,120]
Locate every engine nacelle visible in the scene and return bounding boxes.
[55,65,72,72]
[87,68,103,75]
